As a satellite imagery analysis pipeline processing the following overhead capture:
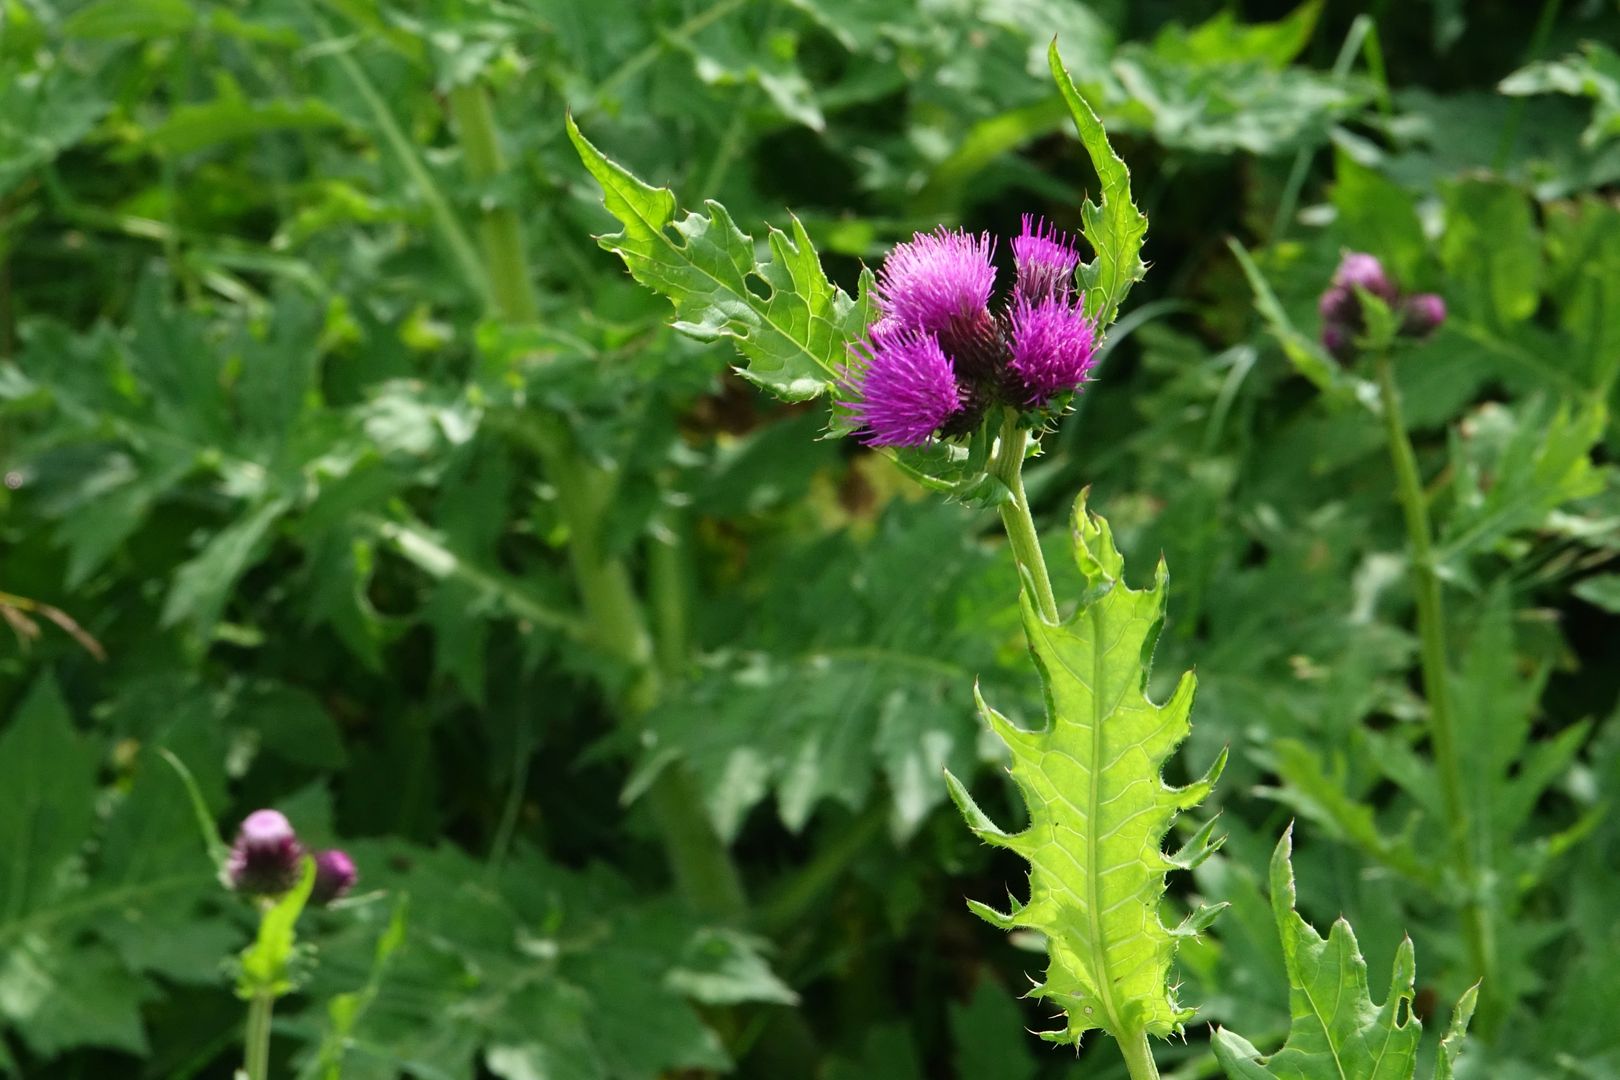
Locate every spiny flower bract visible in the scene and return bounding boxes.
[226,809,304,897]
[842,217,1098,446]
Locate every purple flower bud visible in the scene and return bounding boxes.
[310,849,358,906]
[874,227,997,336]
[1401,293,1447,338]
[1011,214,1080,305]
[1322,322,1356,363]
[226,809,304,897]
[1331,252,1397,304]
[1317,284,1359,326]
[840,328,963,446]
[1008,295,1097,405]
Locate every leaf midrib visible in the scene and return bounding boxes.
[1084,601,1129,1037]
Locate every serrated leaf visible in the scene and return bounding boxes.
[946,492,1222,1045]
[567,115,871,402]
[1049,42,1148,330]
[1210,826,1451,1080]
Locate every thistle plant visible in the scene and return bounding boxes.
[573,40,1476,1080]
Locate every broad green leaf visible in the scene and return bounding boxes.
[161,495,293,638]
[948,980,1038,1080]
[0,677,98,923]
[1499,43,1620,149]
[138,90,348,156]
[1439,179,1542,328]
[946,492,1225,1045]
[1049,42,1148,330]
[1211,827,1474,1079]
[566,115,872,402]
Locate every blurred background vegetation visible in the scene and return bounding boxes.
[3,0,1620,1076]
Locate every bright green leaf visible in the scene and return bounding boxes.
[1049,42,1148,329]
[1211,826,1473,1079]
[946,492,1224,1045]
[567,115,871,402]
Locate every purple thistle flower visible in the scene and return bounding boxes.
[840,328,963,446]
[226,809,304,897]
[1011,215,1080,304]
[1401,293,1447,338]
[310,849,358,906]
[1008,296,1097,405]
[1331,252,1397,304]
[874,227,997,336]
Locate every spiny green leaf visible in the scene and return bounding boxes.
[946,491,1223,1045]
[1211,826,1474,1079]
[1049,41,1148,330]
[567,115,872,402]
[238,856,316,999]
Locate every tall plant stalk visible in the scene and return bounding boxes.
[445,80,747,920]
[1374,353,1496,1026]
[243,992,273,1080]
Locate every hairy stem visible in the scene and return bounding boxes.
[1375,354,1495,1024]
[243,992,273,1080]
[990,413,1060,622]
[448,78,747,920]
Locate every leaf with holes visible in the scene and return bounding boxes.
[946,491,1226,1048]
[567,115,873,403]
[1211,826,1477,1079]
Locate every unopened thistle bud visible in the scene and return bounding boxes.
[226,810,304,897]
[1318,251,1445,362]
[1401,293,1447,338]
[310,849,358,906]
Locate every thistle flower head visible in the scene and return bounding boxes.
[1008,295,1098,405]
[1402,293,1447,337]
[1012,215,1080,304]
[310,849,358,906]
[1331,251,1396,303]
[226,809,304,897]
[840,327,963,446]
[875,227,997,335]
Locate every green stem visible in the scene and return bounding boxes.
[1374,355,1496,1023]
[449,77,747,921]
[243,992,274,1080]
[989,413,1060,622]
[1116,1028,1161,1080]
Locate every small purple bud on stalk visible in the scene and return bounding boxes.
[1008,296,1097,405]
[310,849,358,906]
[1321,322,1356,363]
[874,227,997,336]
[1401,293,1447,338]
[840,328,964,447]
[226,810,304,897]
[1011,215,1080,304]
[1318,284,1358,326]
[1332,251,1397,304]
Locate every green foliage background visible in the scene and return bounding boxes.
[2,0,1619,1077]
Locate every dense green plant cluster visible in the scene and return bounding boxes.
[3,0,1619,1077]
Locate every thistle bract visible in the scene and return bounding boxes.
[843,217,1099,446]
[226,809,304,897]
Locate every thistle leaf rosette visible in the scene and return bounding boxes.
[946,492,1226,1047]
